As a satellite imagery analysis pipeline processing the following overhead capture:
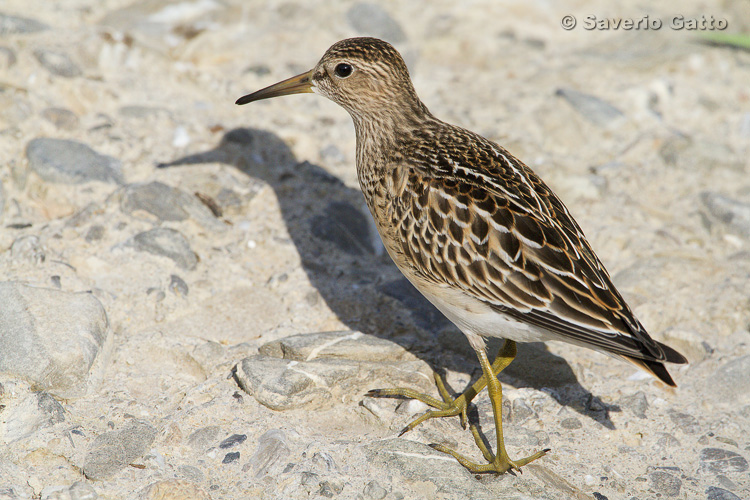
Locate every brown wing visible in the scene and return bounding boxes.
[391,124,686,370]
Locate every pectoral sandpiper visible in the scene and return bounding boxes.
[236,37,687,475]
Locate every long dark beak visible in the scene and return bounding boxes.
[235,70,314,105]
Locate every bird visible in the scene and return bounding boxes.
[235,37,688,475]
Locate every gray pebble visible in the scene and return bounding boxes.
[707,355,750,405]
[560,417,582,430]
[222,452,240,464]
[310,201,375,255]
[41,108,79,130]
[169,274,189,296]
[2,392,65,442]
[119,181,215,225]
[555,88,625,127]
[258,330,409,362]
[347,3,406,43]
[0,282,110,398]
[219,434,247,449]
[656,433,682,448]
[10,235,45,264]
[187,425,222,451]
[649,470,682,497]
[85,225,105,242]
[125,227,198,270]
[33,49,82,78]
[669,410,700,434]
[0,46,16,68]
[701,193,750,238]
[26,138,123,185]
[362,480,387,500]
[235,355,328,410]
[68,481,98,500]
[83,419,157,480]
[176,465,204,484]
[247,429,291,478]
[706,486,742,500]
[699,448,749,474]
[620,391,649,419]
[0,13,49,34]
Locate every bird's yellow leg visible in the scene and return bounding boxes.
[430,340,549,474]
[367,340,517,436]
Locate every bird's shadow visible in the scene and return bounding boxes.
[159,127,619,429]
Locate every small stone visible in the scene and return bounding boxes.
[1,391,65,442]
[168,275,189,297]
[118,181,218,227]
[312,452,337,472]
[707,355,750,405]
[0,282,111,398]
[669,410,700,434]
[592,493,608,500]
[310,201,375,255]
[68,481,98,500]
[85,225,105,242]
[706,486,742,500]
[33,49,82,78]
[656,433,681,448]
[124,227,198,270]
[620,391,649,419]
[187,426,222,451]
[0,13,49,34]
[701,193,750,238]
[10,235,45,264]
[83,419,157,480]
[138,480,212,500]
[699,448,749,474]
[118,105,170,119]
[26,138,123,184]
[346,3,406,43]
[0,46,17,68]
[649,471,682,497]
[176,465,204,484]
[556,88,625,126]
[41,108,79,130]
[258,330,410,363]
[363,480,388,500]
[219,434,247,449]
[222,452,240,464]
[560,417,582,429]
[247,429,291,478]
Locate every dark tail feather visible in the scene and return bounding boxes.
[622,356,678,387]
[658,341,688,365]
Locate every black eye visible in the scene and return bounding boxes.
[334,63,353,78]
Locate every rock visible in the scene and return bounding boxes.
[649,470,682,497]
[118,181,220,229]
[124,228,198,270]
[176,465,203,484]
[669,410,700,434]
[707,355,750,405]
[619,392,649,419]
[560,417,582,429]
[555,88,625,126]
[137,480,212,500]
[0,46,16,69]
[701,193,750,238]
[706,486,742,500]
[258,330,411,362]
[33,49,82,78]
[83,419,157,480]
[168,275,188,296]
[346,3,407,43]
[10,235,45,264]
[0,13,49,34]
[0,390,65,442]
[222,452,240,464]
[310,201,375,255]
[85,225,105,242]
[40,481,98,500]
[362,480,388,500]
[698,448,749,475]
[41,108,79,130]
[219,434,247,449]
[26,138,123,185]
[187,426,222,451]
[0,282,111,398]
[246,429,291,478]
